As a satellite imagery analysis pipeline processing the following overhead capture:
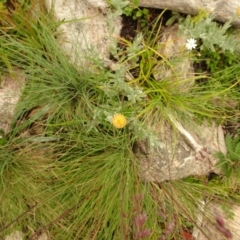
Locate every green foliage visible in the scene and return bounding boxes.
[108,10,240,127]
[178,13,238,52]
[108,0,150,27]
[196,47,239,74]
[216,134,240,178]
[122,0,139,16]
[0,4,165,239]
[0,0,6,8]
[166,11,180,26]
[0,2,240,239]
[179,10,240,96]
[110,32,144,64]
[123,5,150,27]
[108,0,130,16]
[0,129,7,146]
[0,0,7,16]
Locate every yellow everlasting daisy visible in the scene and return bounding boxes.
[111,113,127,129]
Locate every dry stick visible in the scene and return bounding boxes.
[157,183,213,240]
[153,182,211,240]
[28,186,102,239]
[0,203,38,233]
[28,205,77,240]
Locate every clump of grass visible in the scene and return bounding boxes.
[0,1,240,240]
[0,2,163,239]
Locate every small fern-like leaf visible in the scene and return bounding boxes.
[232,136,240,148]
[235,142,240,155]
[232,142,240,162]
[225,134,233,153]
[227,137,240,162]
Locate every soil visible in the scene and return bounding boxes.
[120,8,175,40]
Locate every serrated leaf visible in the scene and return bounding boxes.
[225,134,233,153]
[233,142,240,159]
[232,136,240,148]
[110,0,129,9]
[229,152,240,162]
[178,12,238,52]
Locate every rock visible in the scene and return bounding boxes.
[44,0,122,65]
[5,231,23,240]
[36,232,50,240]
[139,0,240,27]
[4,231,50,240]
[134,118,225,182]
[193,201,240,240]
[0,70,25,135]
[152,24,195,92]
[134,23,226,183]
[86,0,109,10]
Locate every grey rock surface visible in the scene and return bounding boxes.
[135,119,225,182]
[5,231,23,240]
[4,231,50,240]
[44,0,122,65]
[0,71,25,134]
[139,0,240,26]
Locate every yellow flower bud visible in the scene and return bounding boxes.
[111,113,127,129]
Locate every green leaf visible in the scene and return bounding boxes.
[228,142,240,162]
[0,138,7,146]
[133,0,139,6]
[225,167,233,178]
[166,15,178,26]
[215,152,227,170]
[136,10,142,17]
[234,142,240,155]
[232,136,240,148]
[123,6,133,16]
[142,8,149,15]
[109,0,130,15]
[225,134,233,153]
